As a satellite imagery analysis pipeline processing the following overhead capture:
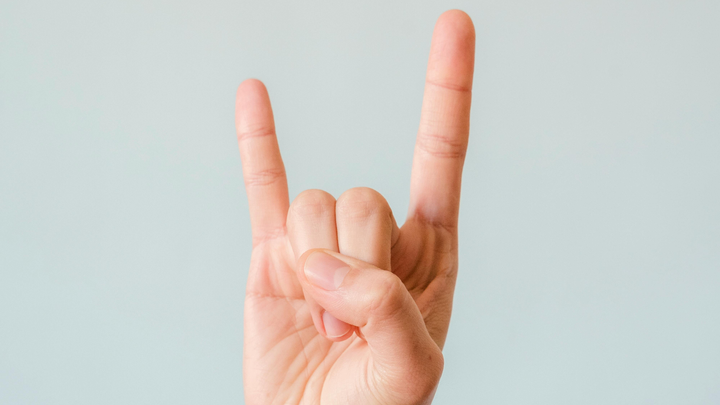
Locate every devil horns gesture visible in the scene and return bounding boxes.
[236,10,474,405]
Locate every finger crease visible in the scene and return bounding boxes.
[237,126,276,142]
[416,132,466,159]
[425,79,472,93]
[245,168,286,187]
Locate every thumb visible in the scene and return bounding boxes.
[297,249,444,397]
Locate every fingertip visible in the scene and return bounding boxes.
[237,78,267,98]
[435,10,475,38]
[296,248,336,289]
[297,251,356,341]
[236,79,269,114]
[235,79,273,132]
[322,311,355,341]
[427,10,475,90]
[296,248,325,275]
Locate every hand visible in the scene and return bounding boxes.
[235,10,475,405]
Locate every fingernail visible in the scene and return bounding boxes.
[304,252,350,290]
[323,311,351,338]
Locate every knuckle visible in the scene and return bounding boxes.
[336,187,390,219]
[368,273,407,320]
[290,189,335,217]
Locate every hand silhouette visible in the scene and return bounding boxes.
[236,10,475,404]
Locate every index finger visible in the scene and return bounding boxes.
[408,10,475,228]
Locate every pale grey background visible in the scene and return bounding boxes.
[1,0,719,404]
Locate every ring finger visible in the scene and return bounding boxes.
[287,189,354,341]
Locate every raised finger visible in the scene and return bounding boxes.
[235,79,289,245]
[408,10,475,228]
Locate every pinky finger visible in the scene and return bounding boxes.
[235,79,290,245]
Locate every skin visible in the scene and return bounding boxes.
[235,10,475,405]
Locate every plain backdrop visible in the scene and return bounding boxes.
[1,0,719,404]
